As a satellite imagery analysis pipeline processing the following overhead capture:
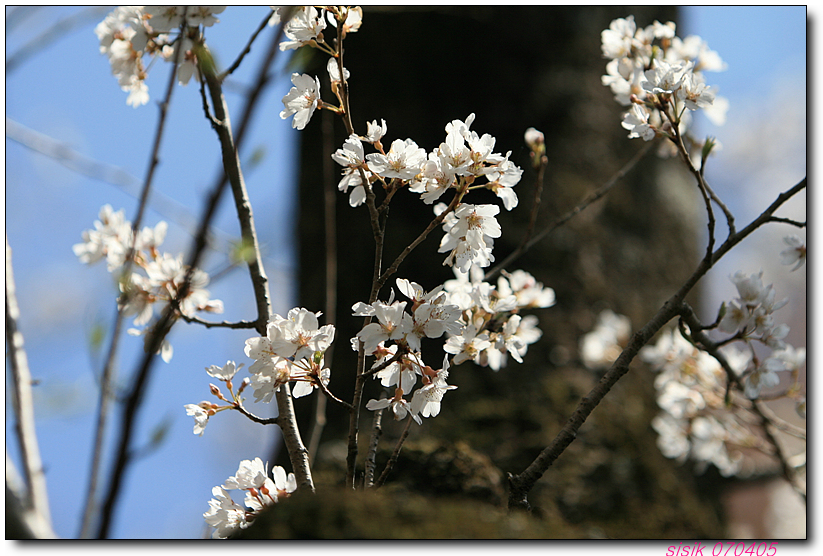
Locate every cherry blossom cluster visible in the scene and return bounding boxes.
[276,9,523,274]
[243,308,335,403]
[95,6,226,106]
[330,114,524,273]
[269,6,362,51]
[638,266,805,478]
[184,310,335,435]
[714,271,805,401]
[203,457,296,539]
[357,268,555,425]
[74,204,223,362]
[184,361,246,436]
[600,16,728,147]
[641,329,748,476]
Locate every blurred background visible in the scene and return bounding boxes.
[4,5,808,541]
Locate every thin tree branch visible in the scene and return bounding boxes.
[200,39,314,492]
[517,153,548,252]
[751,400,806,503]
[234,403,279,426]
[507,178,806,511]
[179,314,257,329]
[767,217,805,228]
[485,140,655,281]
[316,379,354,412]
[5,236,56,539]
[219,8,275,80]
[374,416,414,489]
[5,117,234,256]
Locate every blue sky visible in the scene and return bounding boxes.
[4,6,809,541]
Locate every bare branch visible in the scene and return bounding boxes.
[374,416,414,489]
[219,8,276,79]
[180,314,258,329]
[6,236,56,539]
[507,177,806,511]
[486,140,654,281]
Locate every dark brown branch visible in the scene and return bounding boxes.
[767,217,805,228]
[486,140,654,281]
[374,416,414,489]
[85,20,187,537]
[180,314,257,329]
[219,8,276,80]
[234,403,279,426]
[507,177,806,511]
[317,378,354,411]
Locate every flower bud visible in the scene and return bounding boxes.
[524,127,544,151]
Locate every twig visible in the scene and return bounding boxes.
[517,154,548,252]
[485,140,654,281]
[507,178,806,511]
[751,400,806,503]
[179,314,258,329]
[234,403,279,426]
[6,236,56,539]
[316,378,354,411]
[219,8,275,80]
[767,217,806,228]
[374,416,414,488]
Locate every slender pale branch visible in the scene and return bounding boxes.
[200,43,314,492]
[6,237,56,539]
[751,400,806,503]
[364,408,384,488]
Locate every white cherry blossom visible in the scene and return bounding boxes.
[366,138,426,180]
[280,73,322,130]
[279,6,327,51]
[779,235,806,271]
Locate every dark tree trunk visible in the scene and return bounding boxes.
[275,5,725,538]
